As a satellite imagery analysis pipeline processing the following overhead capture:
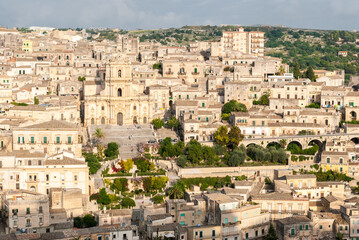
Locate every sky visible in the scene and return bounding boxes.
[0,0,358,31]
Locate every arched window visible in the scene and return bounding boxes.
[91,118,95,125]
[143,117,147,124]
[118,88,122,97]
[101,117,105,125]
[118,69,122,77]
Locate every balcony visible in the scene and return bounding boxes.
[192,72,200,75]
[54,141,62,144]
[165,71,173,75]
[178,71,186,75]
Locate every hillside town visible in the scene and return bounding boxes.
[0,25,358,240]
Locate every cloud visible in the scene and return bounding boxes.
[0,0,357,30]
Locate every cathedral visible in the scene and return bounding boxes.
[83,57,169,126]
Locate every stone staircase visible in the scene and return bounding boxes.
[88,124,156,160]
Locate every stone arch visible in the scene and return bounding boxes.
[246,142,261,148]
[91,118,95,125]
[30,186,36,192]
[350,111,357,121]
[101,117,105,125]
[118,88,122,97]
[143,117,147,124]
[118,69,122,77]
[266,141,281,149]
[287,141,302,149]
[308,139,323,147]
[133,116,138,124]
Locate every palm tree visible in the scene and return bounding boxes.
[93,128,105,143]
[168,181,185,199]
[279,139,287,149]
[93,128,105,157]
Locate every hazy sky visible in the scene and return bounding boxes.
[0,0,358,30]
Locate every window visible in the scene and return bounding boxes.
[180,221,185,225]
[225,218,228,224]
[320,225,322,229]
[199,231,203,238]
[291,228,295,236]
[180,213,185,217]
[68,137,71,144]
[56,137,60,144]
[235,217,237,223]
[74,175,78,181]
[31,136,34,144]
[43,137,47,144]
[327,157,330,163]
[305,224,308,230]
[212,230,215,237]
[300,225,303,230]
[246,233,249,239]
[26,208,30,214]
[340,158,343,164]
[39,206,43,213]
[245,213,248,218]
[202,103,205,107]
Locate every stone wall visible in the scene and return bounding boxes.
[178,165,289,180]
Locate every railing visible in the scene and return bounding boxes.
[178,71,186,75]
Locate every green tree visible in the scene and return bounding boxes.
[202,146,216,165]
[264,223,278,240]
[279,139,287,149]
[73,216,84,228]
[111,178,128,192]
[260,94,269,105]
[228,126,244,149]
[104,142,119,158]
[34,97,39,105]
[121,197,136,208]
[168,180,185,199]
[93,128,105,157]
[152,195,164,204]
[223,100,247,114]
[305,65,316,81]
[152,118,164,130]
[165,117,179,130]
[293,61,301,79]
[214,126,229,146]
[185,140,203,164]
[78,76,86,81]
[97,188,111,205]
[278,65,286,75]
[83,214,97,228]
[227,149,246,166]
[176,155,187,168]
[153,63,162,70]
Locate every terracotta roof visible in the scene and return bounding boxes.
[19,120,78,129]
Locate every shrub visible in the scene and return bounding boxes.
[121,197,136,208]
[83,214,97,228]
[104,142,119,158]
[152,195,164,204]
